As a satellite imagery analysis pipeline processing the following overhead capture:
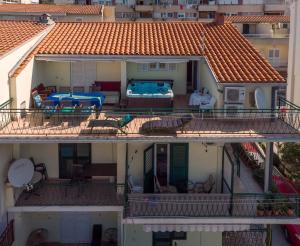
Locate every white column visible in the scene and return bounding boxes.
[116,142,126,193]
[117,211,124,246]
[120,61,127,98]
[264,142,273,192]
[287,0,300,106]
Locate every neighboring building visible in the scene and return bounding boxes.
[287,0,300,106]
[0,4,115,21]
[0,19,299,245]
[113,0,288,21]
[226,15,290,80]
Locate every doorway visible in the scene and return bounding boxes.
[143,143,189,193]
[186,61,198,93]
[59,143,91,179]
[60,213,91,243]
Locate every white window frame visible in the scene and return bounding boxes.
[137,63,177,72]
[177,12,185,19]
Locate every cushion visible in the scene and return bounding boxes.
[33,94,42,108]
[94,81,121,92]
[119,114,133,127]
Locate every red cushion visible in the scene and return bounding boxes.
[94,81,121,92]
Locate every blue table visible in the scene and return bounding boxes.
[47,92,105,110]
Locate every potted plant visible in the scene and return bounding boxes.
[272,203,281,216]
[264,203,273,216]
[257,202,265,216]
[287,204,295,216]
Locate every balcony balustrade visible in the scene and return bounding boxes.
[126,192,299,218]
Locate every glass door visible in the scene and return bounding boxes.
[59,143,91,179]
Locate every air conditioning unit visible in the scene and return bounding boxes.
[224,104,244,118]
[224,87,245,104]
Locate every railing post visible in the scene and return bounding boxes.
[264,142,273,192]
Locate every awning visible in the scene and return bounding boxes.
[143,224,251,232]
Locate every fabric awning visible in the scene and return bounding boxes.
[143,224,250,232]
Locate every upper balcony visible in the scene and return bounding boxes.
[0,98,299,142]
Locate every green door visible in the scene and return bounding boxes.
[144,144,154,193]
[170,143,189,193]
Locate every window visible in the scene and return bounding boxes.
[169,63,177,71]
[167,12,173,18]
[282,23,288,29]
[149,63,157,70]
[158,63,167,70]
[137,63,148,72]
[177,12,185,18]
[153,232,187,245]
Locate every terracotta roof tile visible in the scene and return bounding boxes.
[13,22,285,83]
[225,15,290,24]
[0,4,102,15]
[0,20,47,57]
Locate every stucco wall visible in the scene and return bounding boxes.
[126,62,187,95]
[37,61,122,89]
[13,211,118,246]
[124,224,222,246]
[0,29,46,105]
[0,145,13,219]
[128,142,223,192]
[18,143,118,178]
[199,59,222,108]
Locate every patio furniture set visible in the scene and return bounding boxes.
[128,174,215,194]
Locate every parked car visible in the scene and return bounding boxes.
[273,176,300,246]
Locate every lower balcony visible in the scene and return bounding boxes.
[13,179,124,207]
[126,192,299,219]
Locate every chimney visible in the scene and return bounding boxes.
[38,13,54,25]
[215,12,225,25]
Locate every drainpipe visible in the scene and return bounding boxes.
[264,142,274,193]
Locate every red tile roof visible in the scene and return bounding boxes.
[0,20,47,57]
[13,22,285,83]
[0,4,102,15]
[225,15,290,24]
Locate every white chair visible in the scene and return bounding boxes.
[128,175,143,193]
[200,96,216,110]
[199,96,216,118]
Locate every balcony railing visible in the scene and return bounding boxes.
[243,33,289,39]
[0,107,299,139]
[126,193,300,218]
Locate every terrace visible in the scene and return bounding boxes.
[14,179,124,207]
[0,104,299,142]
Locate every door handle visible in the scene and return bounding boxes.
[173,241,177,246]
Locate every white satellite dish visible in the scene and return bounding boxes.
[8,159,34,188]
[255,87,267,109]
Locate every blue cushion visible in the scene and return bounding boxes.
[33,94,42,108]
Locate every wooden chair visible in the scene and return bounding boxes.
[73,86,85,93]
[45,86,57,93]
[89,85,102,92]
[59,86,71,93]
[154,176,177,193]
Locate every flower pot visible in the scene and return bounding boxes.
[265,210,272,216]
[273,210,280,216]
[257,209,265,216]
[287,208,295,216]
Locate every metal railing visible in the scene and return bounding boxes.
[244,33,289,39]
[0,99,12,130]
[0,220,14,246]
[0,107,299,138]
[125,192,299,218]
